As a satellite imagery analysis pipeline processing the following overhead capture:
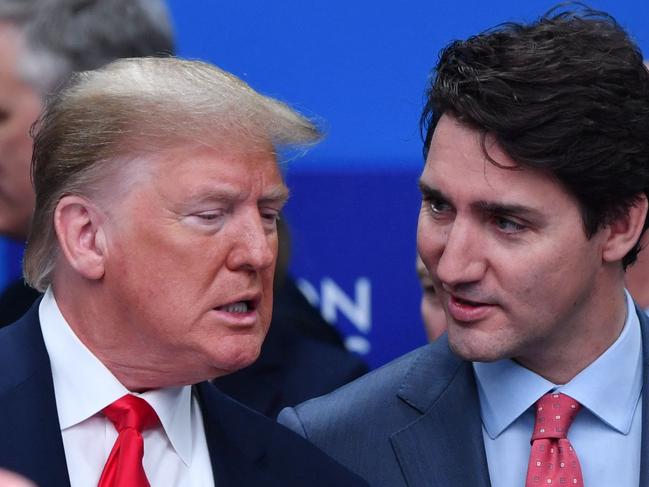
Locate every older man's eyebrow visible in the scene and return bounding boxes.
[183,184,289,205]
[259,185,290,206]
[183,190,242,206]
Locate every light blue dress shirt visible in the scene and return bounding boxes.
[473,290,643,487]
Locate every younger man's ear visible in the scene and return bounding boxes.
[602,194,648,263]
[53,195,107,281]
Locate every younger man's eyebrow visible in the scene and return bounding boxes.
[472,201,544,221]
[418,181,446,201]
[418,180,546,224]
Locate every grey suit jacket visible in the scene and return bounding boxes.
[279,309,649,486]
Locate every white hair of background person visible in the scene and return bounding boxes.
[0,0,174,95]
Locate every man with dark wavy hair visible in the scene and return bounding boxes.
[280,6,649,486]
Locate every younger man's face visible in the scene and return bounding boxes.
[417,115,610,372]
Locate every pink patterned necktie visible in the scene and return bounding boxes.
[525,392,584,486]
[98,394,160,487]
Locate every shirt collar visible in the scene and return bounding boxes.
[473,289,642,439]
[39,287,195,466]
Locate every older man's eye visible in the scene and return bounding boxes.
[260,210,280,229]
[191,211,226,227]
[197,212,219,221]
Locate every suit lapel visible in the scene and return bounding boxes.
[390,339,491,487]
[195,381,276,486]
[637,307,649,486]
[390,306,649,487]
[0,304,70,486]
[212,324,286,416]
[197,381,371,487]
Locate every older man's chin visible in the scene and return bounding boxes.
[205,341,265,380]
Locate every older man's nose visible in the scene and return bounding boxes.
[227,216,275,272]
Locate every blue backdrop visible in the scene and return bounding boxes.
[1,0,647,368]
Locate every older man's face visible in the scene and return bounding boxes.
[0,23,42,240]
[101,142,287,385]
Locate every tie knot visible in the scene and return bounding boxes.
[102,394,159,433]
[531,392,581,441]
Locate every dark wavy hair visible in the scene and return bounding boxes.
[420,4,649,267]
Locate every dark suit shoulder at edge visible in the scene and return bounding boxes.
[194,381,369,485]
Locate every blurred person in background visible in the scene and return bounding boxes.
[416,253,446,340]
[0,0,174,326]
[624,61,649,313]
[626,233,649,312]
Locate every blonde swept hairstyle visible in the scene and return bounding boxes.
[24,56,321,291]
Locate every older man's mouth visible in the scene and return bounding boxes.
[218,301,254,313]
[213,296,261,326]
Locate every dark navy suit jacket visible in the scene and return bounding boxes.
[0,303,369,487]
[280,308,649,486]
[0,277,369,419]
[214,316,368,418]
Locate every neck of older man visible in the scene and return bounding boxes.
[50,269,223,392]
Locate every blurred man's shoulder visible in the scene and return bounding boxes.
[0,280,40,329]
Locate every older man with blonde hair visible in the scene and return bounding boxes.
[0,56,367,487]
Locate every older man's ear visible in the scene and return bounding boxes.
[53,195,107,281]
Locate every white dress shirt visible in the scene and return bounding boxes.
[474,290,642,487]
[39,288,215,487]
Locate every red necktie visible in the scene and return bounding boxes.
[526,392,584,486]
[98,394,160,487]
